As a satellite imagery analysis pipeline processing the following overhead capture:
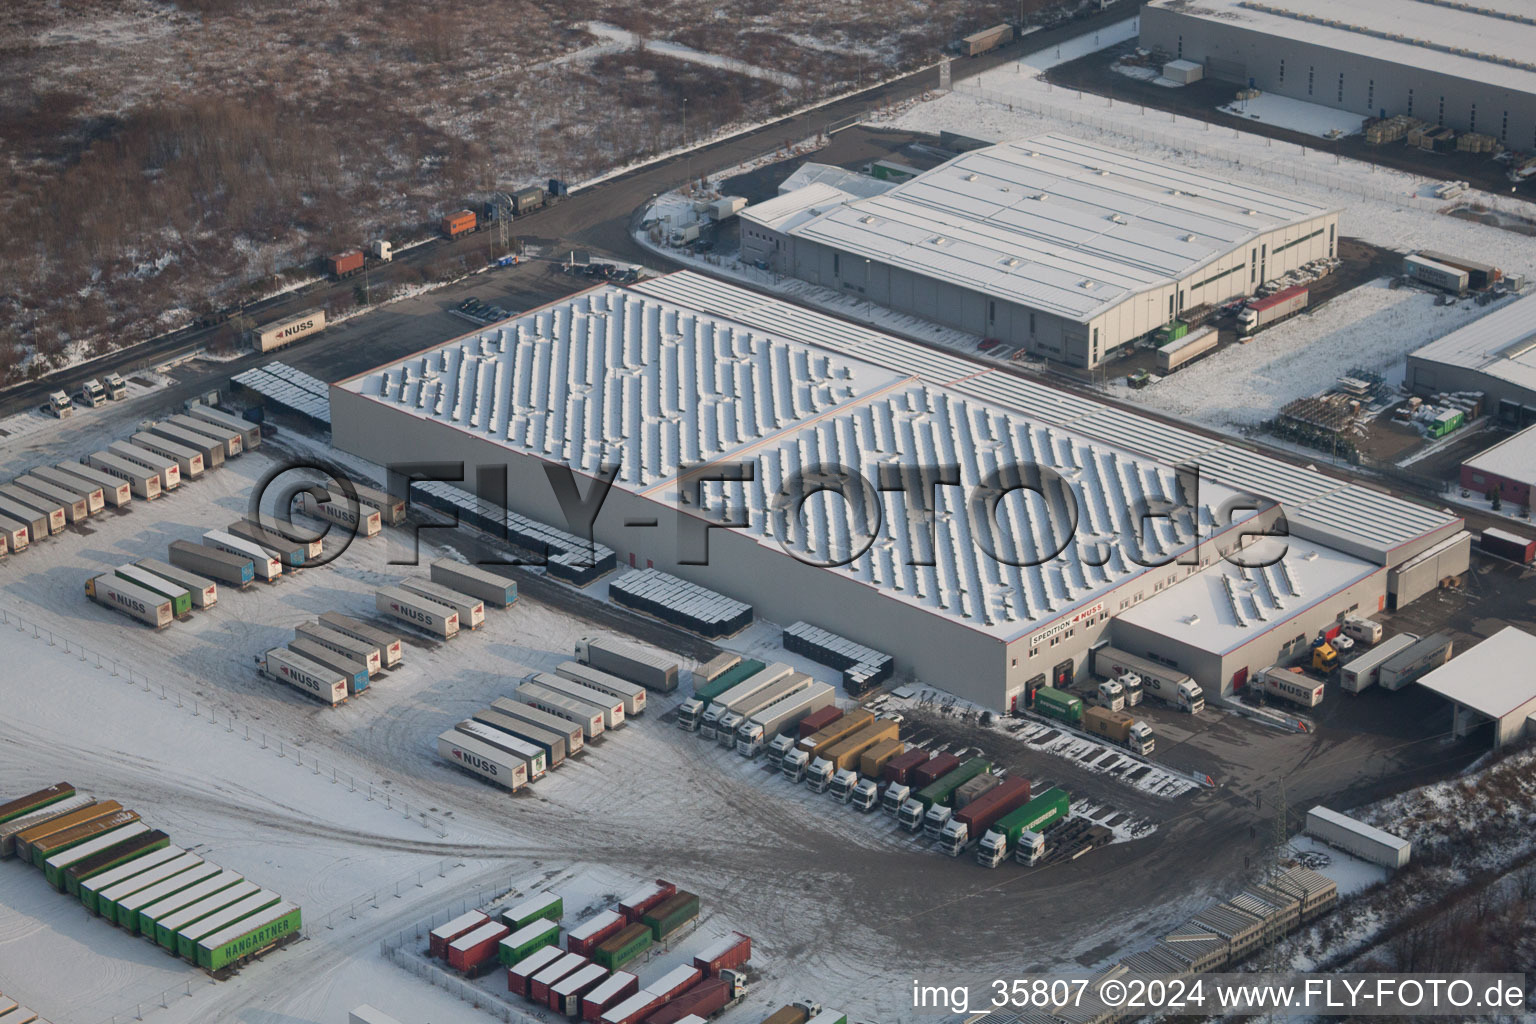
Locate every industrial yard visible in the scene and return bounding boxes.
[4,6,1536,1024]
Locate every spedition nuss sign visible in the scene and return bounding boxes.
[438,733,527,790]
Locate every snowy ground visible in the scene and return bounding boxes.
[1217,93,1366,139]
[1285,835,1390,897]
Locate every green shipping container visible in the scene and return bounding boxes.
[140,869,244,938]
[118,860,223,931]
[693,659,765,702]
[97,853,204,923]
[1034,686,1082,726]
[914,757,992,809]
[594,922,653,970]
[498,918,560,965]
[196,901,302,971]
[43,820,148,888]
[0,782,74,825]
[640,889,699,941]
[991,787,1070,847]
[155,879,260,949]
[79,845,186,915]
[502,891,563,930]
[64,828,169,896]
[177,890,281,960]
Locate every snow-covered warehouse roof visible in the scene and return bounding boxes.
[776,133,1335,322]
[1410,292,1536,396]
[738,183,856,233]
[777,162,897,200]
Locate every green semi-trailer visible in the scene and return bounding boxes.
[896,757,992,830]
[196,901,301,971]
[155,879,259,949]
[497,918,560,965]
[176,890,281,960]
[97,853,204,923]
[139,869,244,938]
[1034,686,1083,726]
[0,782,74,825]
[64,828,170,896]
[976,788,1071,868]
[593,922,653,971]
[79,845,187,915]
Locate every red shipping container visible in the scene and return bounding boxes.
[330,249,364,277]
[568,909,627,956]
[619,878,675,923]
[603,992,664,1024]
[911,752,959,788]
[447,921,511,974]
[442,210,477,238]
[531,952,589,1005]
[643,964,701,1003]
[551,962,610,1015]
[691,931,751,976]
[509,945,566,995]
[583,972,639,1022]
[429,910,489,958]
[644,979,732,1024]
[881,748,930,786]
[796,706,842,739]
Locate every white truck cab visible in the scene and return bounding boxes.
[369,239,393,262]
[1128,720,1156,756]
[1118,672,1143,706]
[676,697,706,731]
[881,782,910,816]
[781,747,810,783]
[805,757,835,793]
[715,711,745,747]
[103,372,127,400]
[79,379,106,408]
[922,803,952,840]
[47,391,74,418]
[938,818,971,856]
[1015,829,1046,866]
[829,768,859,802]
[765,733,797,766]
[1330,633,1355,653]
[850,779,880,812]
[897,797,926,831]
[1097,680,1125,712]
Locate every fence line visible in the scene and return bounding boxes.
[1,606,450,838]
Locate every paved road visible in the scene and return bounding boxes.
[0,1,1138,420]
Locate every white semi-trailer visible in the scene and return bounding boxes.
[107,440,180,490]
[454,720,548,781]
[554,660,646,716]
[513,681,605,739]
[691,663,794,738]
[294,622,382,674]
[260,648,348,706]
[523,672,625,729]
[429,559,516,606]
[398,578,484,629]
[56,461,131,507]
[136,558,218,608]
[574,635,679,693]
[203,530,281,581]
[715,671,813,748]
[1093,646,1204,713]
[375,586,459,638]
[318,612,403,668]
[130,432,205,479]
[437,729,529,792]
[31,466,105,513]
[85,574,172,629]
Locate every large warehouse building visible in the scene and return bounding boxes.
[331,272,1461,708]
[739,134,1338,368]
[1407,292,1536,428]
[1140,0,1536,147]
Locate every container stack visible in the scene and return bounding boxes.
[412,479,616,585]
[609,569,752,638]
[782,621,893,695]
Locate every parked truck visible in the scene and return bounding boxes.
[376,585,459,638]
[1033,686,1082,726]
[574,635,679,692]
[678,659,764,732]
[1095,680,1125,712]
[186,404,261,451]
[736,682,835,758]
[135,558,216,609]
[938,776,1032,856]
[1378,633,1453,691]
[1083,706,1155,755]
[900,757,991,832]
[114,564,192,617]
[0,486,63,536]
[167,540,255,588]
[975,787,1070,868]
[319,611,404,668]
[809,718,900,794]
[107,440,180,490]
[1238,285,1308,335]
[289,638,369,695]
[86,574,172,629]
[1093,647,1204,713]
[960,23,1013,56]
[167,412,242,458]
[1340,633,1419,693]
[783,709,875,783]
[78,379,106,408]
[713,671,812,746]
[47,390,74,418]
[437,729,529,792]
[697,664,795,739]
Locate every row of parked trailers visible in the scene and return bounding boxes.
[0,783,300,973]
[258,612,407,706]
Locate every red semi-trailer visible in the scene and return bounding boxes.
[691,931,751,976]
[447,921,510,974]
[880,749,930,786]
[644,978,735,1024]
[795,706,843,739]
[582,972,640,1022]
[910,752,960,788]
[618,879,675,923]
[567,909,626,956]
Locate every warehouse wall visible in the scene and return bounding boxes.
[1142,7,1536,147]
[1406,358,1536,426]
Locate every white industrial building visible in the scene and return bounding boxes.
[330,272,1461,709]
[738,134,1339,367]
[1416,627,1536,751]
[1407,292,1536,428]
[1140,0,1536,147]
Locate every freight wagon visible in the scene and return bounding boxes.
[63,827,170,896]
[86,452,161,499]
[144,421,225,468]
[692,931,751,976]
[376,585,459,638]
[225,520,308,569]
[107,441,180,490]
[299,489,382,537]
[168,540,255,588]
[175,890,282,960]
[0,484,66,534]
[499,917,560,964]
[447,920,511,974]
[78,845,186,914]
[517,678,611,736]
[574,635,679,693]
[187,405,261,451]
[431,558,517,606]
[255,310,326,353]
[261,648,348,706]
[114,858,221,929]
[129,431,204,479]
[530,952,589,1004]
[154,879,261,949]
[289,638,369,695]
[1260,668,1325,708]
[437,730,529,791]
[566,909,626,956]
[455,721,547,780]
[737,681,835,758]
[13,475,89,523]
[552,963,610,1016]
[138,869,244,938]
[114,564,192,616]
[32,466,107,512]
[430,911,490,958]
[583,972,640,1022]
[0,783,74,825]
[319,611,404,668]
[399,578,484,629]
[489,697,585,755]
[557,661,647,716]
[594,923,653,971]
[505,891,563,930]
[0,495,51,540]
[166,413,243,458]
[507,945,566,996]
[294,622,381,674]
[1238,285,1308,334]
[0,794,97,857]
[203,530,282,581]
[43,821,150,889]
[641,890,699,941]
[472,708,567,767]
[86,573,173,628]
[196,901,301,971]
[136,558,217,608]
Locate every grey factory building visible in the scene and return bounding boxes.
[1407,292,1536,427]
[738,133,1338,369]
[330,272,1461,709]
[1140,0,1536,148]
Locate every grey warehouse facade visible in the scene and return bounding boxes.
[740,134,1337,368]
[1141,0,1536,148]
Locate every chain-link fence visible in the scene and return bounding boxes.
[0,606,449,837]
